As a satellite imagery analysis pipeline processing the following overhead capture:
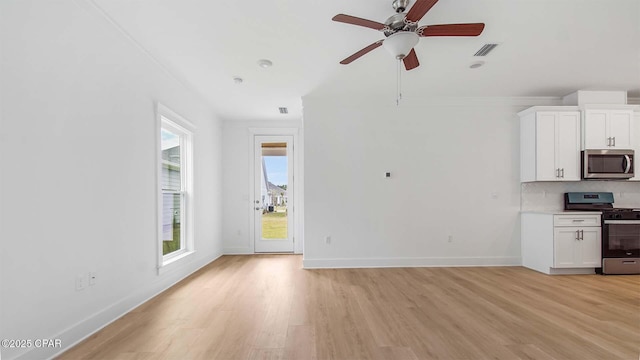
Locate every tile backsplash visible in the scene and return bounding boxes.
[521,181,640,211]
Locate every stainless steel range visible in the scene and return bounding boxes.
[564,192,640,275]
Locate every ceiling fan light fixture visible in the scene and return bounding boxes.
[383,31,419,59]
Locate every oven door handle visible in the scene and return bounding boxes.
[604,220,640,225]
[623,155,631,173]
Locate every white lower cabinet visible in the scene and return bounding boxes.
[553,227,601,268]
[522,212,601,275]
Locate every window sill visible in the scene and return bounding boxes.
[158,250,196,275]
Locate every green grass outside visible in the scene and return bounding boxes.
[163,224,181,255]
[262,209,288,239]
[164,208,287,252]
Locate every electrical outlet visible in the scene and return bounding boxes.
[448,235,453,243]
[75,275,86,291]
[325,236,331,244]
[89,272,97,286]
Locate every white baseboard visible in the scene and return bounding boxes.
[223,247,254,254]
[11,252,223,360]
[548,268,596,275]
[302,256,521,269]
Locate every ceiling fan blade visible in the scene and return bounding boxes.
[339,40,384,65]
[332,14,386,31]
[405,0,439,23]
[418,23,485,37]
[403,49,420,70]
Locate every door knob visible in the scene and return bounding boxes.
[255,207,261,210]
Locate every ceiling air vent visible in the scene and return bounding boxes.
[278,107,288,114]
[474,43,498,57]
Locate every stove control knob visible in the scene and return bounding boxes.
[615,213,621,219]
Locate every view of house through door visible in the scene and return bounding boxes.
[254,136,294,252]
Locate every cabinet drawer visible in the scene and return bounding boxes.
[554,214,601,227]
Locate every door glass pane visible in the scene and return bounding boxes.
[261,143,288,240]
[162,192,182,255]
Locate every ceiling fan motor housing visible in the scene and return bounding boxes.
[384,13,418,37]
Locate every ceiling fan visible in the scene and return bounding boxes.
[333,0,485,70]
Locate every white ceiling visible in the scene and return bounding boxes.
[92,0,640,121]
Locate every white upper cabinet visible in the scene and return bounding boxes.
[519,108,581,182]
[631,112,640,181]
[556,112,581,181]
[583,109,634,149]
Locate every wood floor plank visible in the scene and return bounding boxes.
[57,255,640,360]
[246,348,285,360]
[283,325,316,360]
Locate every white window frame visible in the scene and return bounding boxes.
[157,103,195,273]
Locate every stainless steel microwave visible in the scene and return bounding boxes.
[582,149,634,179]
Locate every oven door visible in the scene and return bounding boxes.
[602,220,640,257]
[582,150,634,179]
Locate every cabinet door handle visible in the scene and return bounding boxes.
[612,137,616,147]
[575,230,579,241]
[580,229,584,240]
[560,168,564,178]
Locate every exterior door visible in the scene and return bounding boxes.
[254,136,294,252]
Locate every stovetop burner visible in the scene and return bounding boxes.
[603,208,638,212]
[601,207,640,221]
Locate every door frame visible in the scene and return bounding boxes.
[248,127,302,254]
[253,135,294,252]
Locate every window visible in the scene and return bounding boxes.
[158,104,194,268]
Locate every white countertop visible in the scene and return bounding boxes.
[521,210,602,215]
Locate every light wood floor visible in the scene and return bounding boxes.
[58,255,640,360]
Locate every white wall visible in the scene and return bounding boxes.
[0,1,222,359]
[222,120,303,254]
[302,95,536,268]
